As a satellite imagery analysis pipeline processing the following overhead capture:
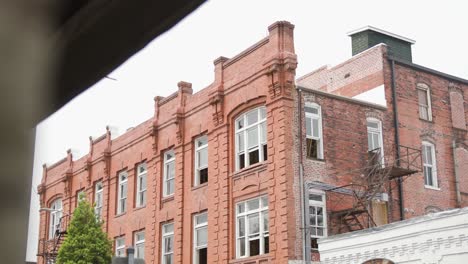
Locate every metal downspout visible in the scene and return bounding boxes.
[297,87,310,263]
[390,58,405,220]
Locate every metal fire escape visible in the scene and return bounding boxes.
[37,215,70,264]
[320,145,422,235]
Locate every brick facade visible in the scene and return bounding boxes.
[37,22,467,264]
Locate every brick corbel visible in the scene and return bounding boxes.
[210,89,224,126]
[265,55,297,100]
[175,81,192,144]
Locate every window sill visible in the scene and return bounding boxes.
[162,195,175,203]
[192,182,208,191]
[424,185,440,191]
[231,162,268,178]
[306,157,325,163]
[115,212,126,218]
[229,254,271,264]
[133,205,146,212]
[419,117,433,123]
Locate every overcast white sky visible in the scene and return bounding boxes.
[26,0,468,261]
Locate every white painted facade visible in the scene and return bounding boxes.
[318,208,468,264]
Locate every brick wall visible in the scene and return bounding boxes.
[37,21,299,264]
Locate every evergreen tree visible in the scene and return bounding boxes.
[57,193,112,264]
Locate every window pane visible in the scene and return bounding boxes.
[264,236,270,253]
[260,122,266,143]
[164,224,174,234]
[197,136,208,147]
[263,212,269,232]
[237,118,244,130]
[198,148,208,168]
[262,144,267,161]
[306,117,312,136]
[247,127,259,149]
[247,199,259,210]
[237,203,245,214]
[261,196,268,207]
[247,110,258,125]
[418,89,428,105]
[312,118,319,138]
[167,179,174,195]
[168,162,175,179]
[305,106,318,114]
[249,239,260,256]
[239,239,245,256]
[196,228,207,246]
[248,214,260,235]
[238,218,245,237]
[367,133,373,151]
[260,107,266,119]
[426,146,433,164]
[239,153,245,169]
[372,133,380,148]
[199,168,208,184]
[306,138,318,159]
[196,213,207,225]
[309,194,322,202]
[236,133,244,152]
[249,150,259,165]
[367,121,379,129]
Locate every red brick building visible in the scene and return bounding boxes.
[37,23,467,264]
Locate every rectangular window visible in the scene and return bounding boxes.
[193,212,208,264]
[309,191,327,250]
[236,196,269,258]
[77,190,86,204]
[162,223,174,264]
[135,231,145,259]
[136,163,147,207]
[115,236,125,257]
[163,150,175,197]
[422,142,438,188]
[418,85,432,121]
[95,181,103,219]
[195,136,208,186]
[305,104,323,159]
[367,119,385,166]
[235,107,267,170]
[117,171,128,214]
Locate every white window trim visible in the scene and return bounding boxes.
[235,106,267,171]
[367,118,385,166]
[162,222,174,264]
[308,190,327,249]
[193,212,208,264]
[305,102,324,159]
[136,163,147,207]
[95,181,103,219]
[163,150,175,197]
[48,199,62,239]
[422,141,438,189]
[134,230,145,259]
[194,136,208,186]
[417,84,432,121]
[115,236,125,257]
[235,195,269,258]
[117,171,128,214]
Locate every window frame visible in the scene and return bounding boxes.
[235,106,267,171]
[117,171,128,214]
[115,236,125,257]
[163,150,176,197]
[95,181,103,219]
[194,136,208,186]
[422,141,438,188]
[305,102,324,159]
[366,118,385,166]
[417,83,432,121]
[235,195,269,259]
[308,190,327,250]
[162,222,174,264]
[48,198,62,239]
[136,162,147,207]
[134,230,145,259]
[193,212,208,264]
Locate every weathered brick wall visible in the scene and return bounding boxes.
[37,21,299,264]
[297,44,385,97]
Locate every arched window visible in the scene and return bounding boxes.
[305,103,323,159]
[422,141,438,188]
[48,198,62,239]
[235,106,267,170]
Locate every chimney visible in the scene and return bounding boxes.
[347,26,415,62]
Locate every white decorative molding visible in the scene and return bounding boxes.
[319,208,468,264]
